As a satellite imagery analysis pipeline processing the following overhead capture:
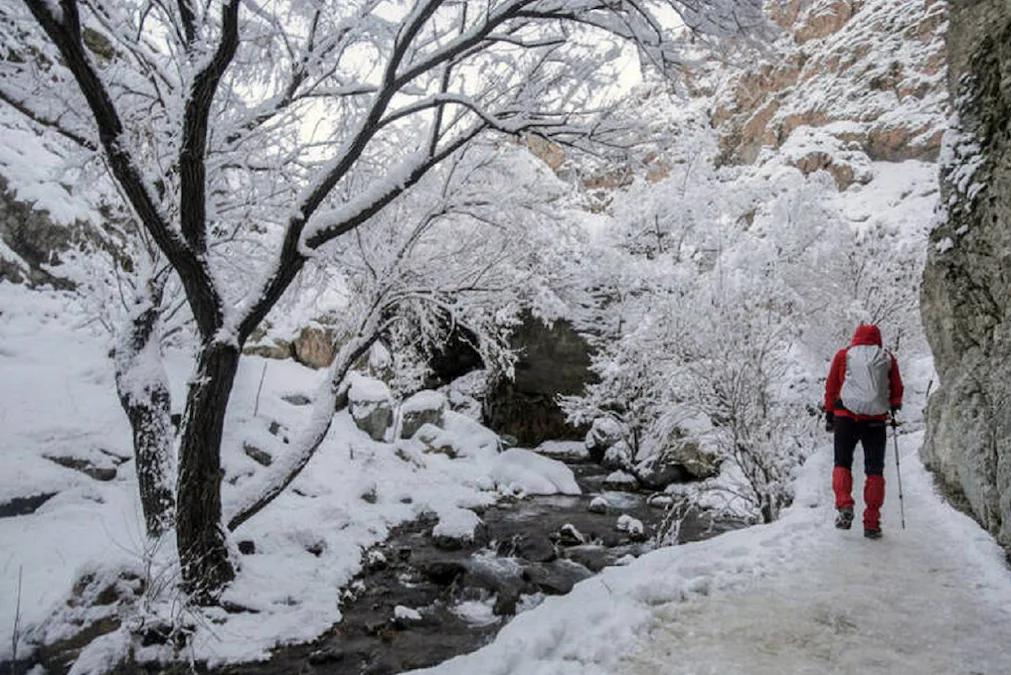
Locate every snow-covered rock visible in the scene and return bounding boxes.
[393,605,423,623]
[662,438,720,481]
[646,493,675,509]
[534,440,589,462]
[400,390,447,439]
[585,416,629,464]
[489,448,581,497]
[557,523,586,546]
[432,507,484,549]
[633,453,687,490]
[348,374,394,441]
[414,423,459,458]
[588,496,610,514]
[601,439,633,472]
[442,370,488,420]
[603,470,640,492]
[616,514,645,540]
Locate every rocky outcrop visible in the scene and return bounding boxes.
[920,0,1011,552]
[714,0,948,170]
[0,176,106,290]
[484,314,594,445]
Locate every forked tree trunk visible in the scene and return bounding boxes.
[114,299,175,539]
[176,340,240,603]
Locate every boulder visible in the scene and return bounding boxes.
[419,560,467,586]
[44,453,119,481]
[512,532,557,563]
[616,514,646,541]
[33,564,149,674]
[603,470,640,492]
[414,423,458,459]
[557,523,586,546]
[666,438,720,480]
[634,453,690,490]
[292,325,337,369]
[587,496,610,514]
[601,439,634,472]
[349,375,394,441]
[520,564,575,596]
[0,492,57,518]
[432,508,484,550]
[243,442,272,467]
[244,338,294,360]
[585,416,629,464]
[400,390,447,439]
[281,393,312,406]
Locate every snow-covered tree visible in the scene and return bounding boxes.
[3,0,767,601]
[226,141,571,531]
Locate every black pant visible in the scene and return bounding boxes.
[834,417,886,476]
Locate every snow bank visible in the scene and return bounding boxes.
[0,283,506,666]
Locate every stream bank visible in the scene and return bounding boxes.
[221,456,737,675]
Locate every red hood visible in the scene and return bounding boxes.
[851,324,882,347]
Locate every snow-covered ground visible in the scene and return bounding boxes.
[0,283,545,667]
[414,436,1011,675]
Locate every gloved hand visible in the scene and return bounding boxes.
[890,404,901,427]
[825,411,835,433]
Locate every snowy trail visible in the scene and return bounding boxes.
[621,432,1011,675]
[417,430,1011,675]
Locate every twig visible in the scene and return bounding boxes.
[253,361,268,418]
[12,564,23,675]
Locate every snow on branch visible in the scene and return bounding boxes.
[225,312,392,532]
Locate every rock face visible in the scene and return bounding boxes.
[714,0,948,170]
[920,0,1011,552]
[484,313,593,445]
[0,176,110,290]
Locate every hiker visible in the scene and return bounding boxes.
[824,324,903,539]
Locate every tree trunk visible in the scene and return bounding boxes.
[176,340,240,603]
[114,300,175,539]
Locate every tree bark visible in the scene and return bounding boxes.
[114,298,175,539]
[176,340,240,603]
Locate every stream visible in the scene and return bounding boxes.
[221,457,736,675]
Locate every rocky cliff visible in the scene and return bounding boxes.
[714,0,947,182]
[920,0,1011,553]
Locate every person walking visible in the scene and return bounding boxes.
[824,324,904,539]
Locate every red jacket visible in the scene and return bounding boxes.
[825,324,903,421]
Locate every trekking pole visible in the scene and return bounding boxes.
[891,414,906,529]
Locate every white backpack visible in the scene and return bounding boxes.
[840,345,892,415]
